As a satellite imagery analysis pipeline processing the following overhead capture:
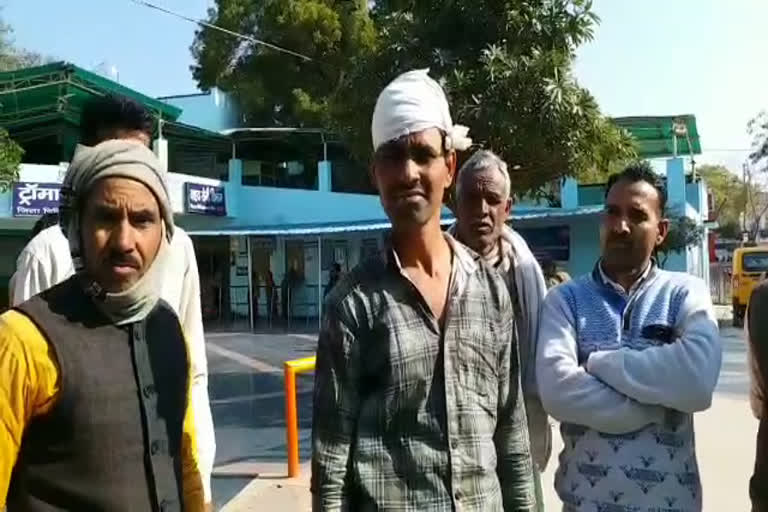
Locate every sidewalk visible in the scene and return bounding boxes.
[221,463,311,512]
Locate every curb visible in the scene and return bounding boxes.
[221,464,311,512]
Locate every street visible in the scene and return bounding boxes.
[207,324,758,511]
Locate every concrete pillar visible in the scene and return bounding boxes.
[666,157,686,211]
[153,138,169,172]
[665,157,688,272]
[318,160,332,192]
[227,158,243,218]
[561,177,579,209]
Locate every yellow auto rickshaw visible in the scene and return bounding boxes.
[732,246,768,327]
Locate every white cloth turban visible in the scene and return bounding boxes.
[371,69,472,152]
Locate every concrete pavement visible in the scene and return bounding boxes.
[210,324,757,511]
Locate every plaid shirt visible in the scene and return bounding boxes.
[311,234,536,512]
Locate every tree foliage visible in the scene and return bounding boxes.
[0,17,30,187]
[749,110,768,173]
[0,128,23,191]
[698,164,744,237]
[657,213,705,267]
[191,0,375,127]
[192,0,635,193]
[0,19,45,72]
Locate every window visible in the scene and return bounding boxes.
[742,252,768,273]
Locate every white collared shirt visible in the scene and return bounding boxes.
[598,260,653,297]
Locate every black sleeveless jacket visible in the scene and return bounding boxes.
[7,276,189,512]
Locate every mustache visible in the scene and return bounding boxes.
[390,185,426,198]
[605,236,633,247]
[107,253,140,268]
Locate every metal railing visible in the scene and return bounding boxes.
[710,263,732,305]
[283,355,316,478]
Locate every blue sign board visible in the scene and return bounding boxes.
[185,183,226,216]
[12,182,62,217]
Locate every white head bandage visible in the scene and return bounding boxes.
[371,69,472,152]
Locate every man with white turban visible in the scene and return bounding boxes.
[312,69,536,511]
[0,140,208,511]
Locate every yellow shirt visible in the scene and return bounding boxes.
[0,309,207,511]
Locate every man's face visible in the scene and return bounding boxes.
[371,128,456,230]
[81,177,163,293]
[600,179,669,274]
[455,167,512,256]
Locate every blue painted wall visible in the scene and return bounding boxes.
[567,218,602,277]
[160,88,239,132]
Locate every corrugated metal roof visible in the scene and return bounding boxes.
[0,62,182,129]
[184,206,603,236]
[613,115,701,158]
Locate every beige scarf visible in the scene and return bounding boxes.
[61,140,174,325]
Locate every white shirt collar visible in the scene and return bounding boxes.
[598,260,653,297]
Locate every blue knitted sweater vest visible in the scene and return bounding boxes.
[554,267,701,512]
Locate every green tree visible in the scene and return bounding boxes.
[0,18,45,71]
[330,0,637,191]
[749,110,768,173]
[191,0,376,127]
[0,17,30,187]
[698,164,744,237]
[657,213,705,268]
[192,0,635,193]
[0,128,23,191]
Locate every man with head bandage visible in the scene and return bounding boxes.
[311,69,537,511]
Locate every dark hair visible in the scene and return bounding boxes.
[31,213,60,238]
[80,94,154,146]
[605,161,667,214]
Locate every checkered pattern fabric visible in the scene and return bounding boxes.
[311,235,536,511]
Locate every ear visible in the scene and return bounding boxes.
[504,197,513,215]
[657,217,670,246]
[444,150,457,189]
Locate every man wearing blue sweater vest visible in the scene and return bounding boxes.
[536,162,721,512]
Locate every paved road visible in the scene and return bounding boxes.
[207,324,758,511]
[206,331,316,510]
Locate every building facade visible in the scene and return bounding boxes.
[0,63,711,328]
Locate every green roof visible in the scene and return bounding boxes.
[613,115,701,158]
[0,61,181,132]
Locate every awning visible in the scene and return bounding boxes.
[0,62,181,131]
[184,206,604,236]
[185,217,452,236]
[513,205,603,221]
[613,115,702,158]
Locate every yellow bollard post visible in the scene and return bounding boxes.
[284,363,299,478]
[283,356,317,478]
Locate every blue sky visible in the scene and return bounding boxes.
[4,0,766,171]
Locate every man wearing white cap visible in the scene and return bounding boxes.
[312,69,536,511]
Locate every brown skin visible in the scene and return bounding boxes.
[455,167,512,257]
[80,177,163,293]
[370,127,456,321]
[600,179,669,291]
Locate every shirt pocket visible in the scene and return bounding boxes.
[457,326,499,404]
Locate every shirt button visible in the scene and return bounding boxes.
[142,385,155,398]
[454,490,462,501]
[450,438,459,449]
[151,441,160,455]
